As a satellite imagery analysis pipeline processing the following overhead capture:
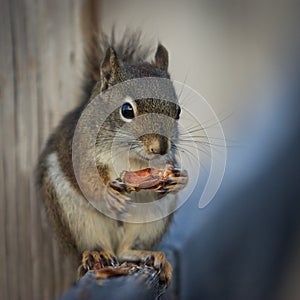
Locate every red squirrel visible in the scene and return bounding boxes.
[36,32,188,286]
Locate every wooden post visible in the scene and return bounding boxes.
[0,0,96,298]
[60,263,167,300]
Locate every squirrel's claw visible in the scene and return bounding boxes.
[78,250,119,278]
[110,178,135,193]
[107,179,132,214]
[172,167,188,177]
[143,252,173,286]
[118,250,173,286]
[157,169,188,194]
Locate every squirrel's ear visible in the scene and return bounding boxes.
[100,47,124,91]
[154,44,169,72]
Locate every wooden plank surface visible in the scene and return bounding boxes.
[0,0,97,298]
[61,264,166,300]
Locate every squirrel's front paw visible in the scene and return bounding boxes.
[158,168,188,194]
[78,250,118,278]
[106,179,132,214]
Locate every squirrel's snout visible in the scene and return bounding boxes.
[149,142,167,155]
[141,134,170,156]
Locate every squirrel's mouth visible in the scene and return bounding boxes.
[131,149,155,161]
[130,147,170,164]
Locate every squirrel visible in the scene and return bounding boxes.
[36,31,188,286]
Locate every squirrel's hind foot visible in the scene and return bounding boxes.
[118,249,173,286]
[78,250,118,278]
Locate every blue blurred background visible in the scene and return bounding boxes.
[100,1,300,299]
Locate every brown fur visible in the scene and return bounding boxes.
[36,32,186,285]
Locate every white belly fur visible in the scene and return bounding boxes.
[46,152,173,254]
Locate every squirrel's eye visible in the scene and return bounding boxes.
[121,102,135,120]
[176,106,181,120]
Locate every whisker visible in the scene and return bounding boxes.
[177,139,227,149]
[173,144,210,175]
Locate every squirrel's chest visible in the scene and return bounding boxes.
[47,152,170,252]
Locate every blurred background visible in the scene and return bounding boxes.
[1,0,300,299]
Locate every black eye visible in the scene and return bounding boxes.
[121,102,135,120]
[176,106,181,120]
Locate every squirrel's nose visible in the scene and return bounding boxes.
[148,136,169,155]
[150,145,162,155]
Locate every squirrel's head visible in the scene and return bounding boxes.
[95,44,181,166]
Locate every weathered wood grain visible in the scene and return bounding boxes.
[0,0,98,299]
[0,0,18,299]
[61,264,166,300]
